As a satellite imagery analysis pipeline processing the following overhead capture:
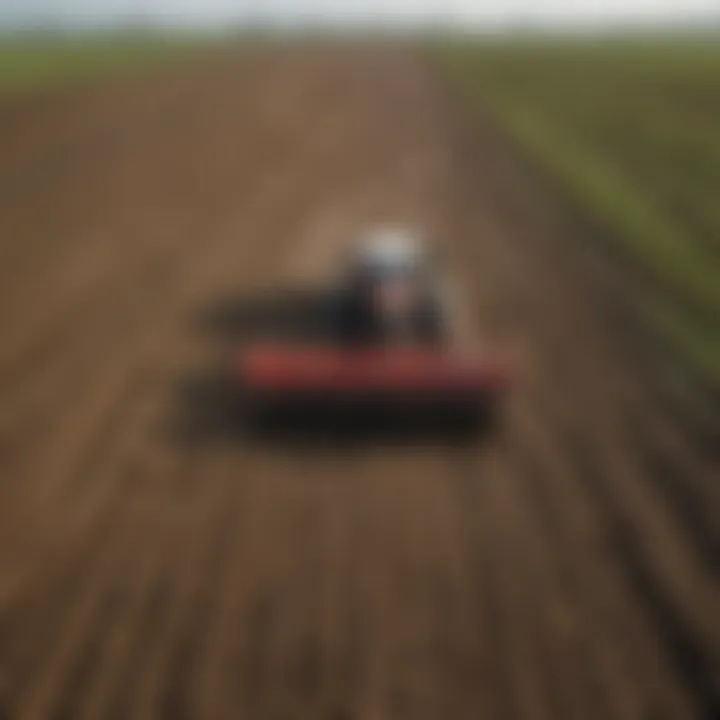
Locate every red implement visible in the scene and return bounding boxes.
[239,345,511,396]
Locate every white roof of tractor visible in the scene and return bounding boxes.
[355,227,426,274]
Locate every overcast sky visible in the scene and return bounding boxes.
[1,0,719,29]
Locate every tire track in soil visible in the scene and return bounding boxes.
[9,476,172,720]
[497,402,697,718]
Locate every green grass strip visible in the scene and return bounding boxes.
[0,36,213,91]
[439,51,720,387]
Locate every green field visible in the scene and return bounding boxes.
[0,33,215,91]
[437,36,720,392]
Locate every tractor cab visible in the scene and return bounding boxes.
[336,228,442,346]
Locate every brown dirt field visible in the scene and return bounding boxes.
[0,45,718,720]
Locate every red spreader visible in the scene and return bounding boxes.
[239,344,511,398]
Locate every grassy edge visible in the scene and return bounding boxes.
[438,50,720,392]
[0,35,220,92]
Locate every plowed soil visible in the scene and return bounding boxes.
[0,45,718,720]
